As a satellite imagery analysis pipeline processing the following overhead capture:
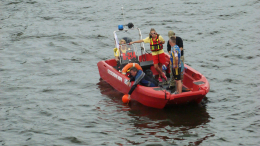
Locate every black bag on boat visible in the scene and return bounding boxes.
[145,69,153,78]
[144,69,158,86]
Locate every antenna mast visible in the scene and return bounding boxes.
[121,6,125,26]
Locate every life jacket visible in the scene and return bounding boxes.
[150,35,163,51]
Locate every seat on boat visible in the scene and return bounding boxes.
[140,60,154,70]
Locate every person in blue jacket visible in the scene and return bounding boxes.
[127,67,158,99]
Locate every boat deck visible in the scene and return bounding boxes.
[157,79,191,94]
[113,65,190,94]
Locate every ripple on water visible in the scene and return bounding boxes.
[60,137,87,145]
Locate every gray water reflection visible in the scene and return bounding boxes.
[97,79,213,145]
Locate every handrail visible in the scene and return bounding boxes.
[113,27,146,63]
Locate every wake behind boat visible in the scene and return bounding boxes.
[97,23,210,109]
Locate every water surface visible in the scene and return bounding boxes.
[0,0,259,145]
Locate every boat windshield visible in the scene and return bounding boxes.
[119,44,138,64]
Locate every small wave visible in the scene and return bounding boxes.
[97,34,105,38]
[6,2,21,5]
[71,41,79,46]
[61,137,84,144]
[78,104,91,107]
[39,110,52,117]
[184,2,200,4]
[129,7,154,11]
[41,17,54,20]
[81,48,90,54]
[62,57,83,62]
[57,80,78,86]
[42,89,55,92]
[246,83,258,88]
[26,1,37,4]
[223,54,242,59]
[6,86,36,91]
[223,78,242,84]
[71,57,83,62]
[218,11,247,20]
[246,56,254,59]
[17,33,75,41]
[200,64,220,69]
[209,31,220,35]
[85,34,108,40]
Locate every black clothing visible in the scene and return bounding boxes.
[167,36,184,56]
[128,70,158,95]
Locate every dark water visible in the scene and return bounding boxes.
[1,0,259,145]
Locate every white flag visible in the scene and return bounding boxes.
[114,33,119,49]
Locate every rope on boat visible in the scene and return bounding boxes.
[158,85,169,101]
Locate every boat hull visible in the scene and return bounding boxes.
[97,54,210,109]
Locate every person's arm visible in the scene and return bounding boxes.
[177,37,183,51]
[129,76,135,82]
[114,48,119,61]
[128,71,145,95]
[159,35,165,44]
[175,58,178,68]
[130,37,150,45]
[129,39,144,45]
[127,76,135,86]
[128,84,137,95]
[174,51,178,68]
[167,41,171,53]
[127,76,136,98]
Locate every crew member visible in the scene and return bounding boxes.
[167,30,184,88]
[129,28,167,82]
[127,67,158,99]
[169,36,182,94]
[114,39,127,61]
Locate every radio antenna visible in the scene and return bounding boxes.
[121,6,125,26]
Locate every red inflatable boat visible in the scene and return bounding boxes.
[97,24,210,109]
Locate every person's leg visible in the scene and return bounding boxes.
[181,56,184,82]
[172,67,181,93]
[177,67,182,93]
[153,63,163,77]
[152,55,164,81]
[158,63,162,78]
[158,63,162,70]
[149,82,157,87]
[170,66,175,87]
[158,53,167,80]
[176,80,182,94]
